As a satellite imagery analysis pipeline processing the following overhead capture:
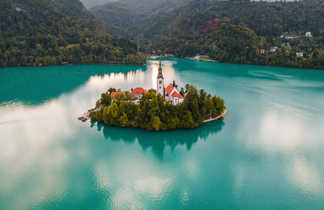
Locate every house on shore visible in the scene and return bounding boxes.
[305,32,312,38]
[296,52,304,57]
[270,46,278,53]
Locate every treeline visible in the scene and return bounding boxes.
[93,0,324,69]
[162,0,324,40]
[153,22,324,69]
[89,85,226,131]
[0,0,146,67]
[92,0,324,44]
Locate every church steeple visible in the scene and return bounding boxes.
[157,61,165,96]
[157,61,164,79]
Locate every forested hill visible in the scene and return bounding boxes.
[0,0,146,67]
[91,0,324,42]
[90,0,324,69]
[90,0,192,41]
[162,0,324,39]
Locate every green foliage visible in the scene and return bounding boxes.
[152,116,161,131]
[155,22,324,69]
[100,93,112,106]
[208,23,259,64]
[0,0,146,68]
[90,85,226,131]
[92,0,324,69]
[119,113,129,127]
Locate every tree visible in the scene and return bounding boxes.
[90,84,226,131]
[119,113,129,127]
[101,93,111,106]
[152,116,161,131]
[208,23,259,64]
[103,103,120,125]
[108,88,117,94]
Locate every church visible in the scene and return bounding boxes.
[156,61,184,105]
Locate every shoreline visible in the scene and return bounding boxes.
[202,109,227,123]
[185,57,324,70]
[186,56,218,63]
[80,108,227,125]
[1,63,147,69]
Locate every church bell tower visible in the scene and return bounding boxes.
[157,61,164,96]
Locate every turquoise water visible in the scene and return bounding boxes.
[1,58,324,210]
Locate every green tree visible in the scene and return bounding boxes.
[152,116,161,131]
[119,113,129,127]
[101,93,111,106]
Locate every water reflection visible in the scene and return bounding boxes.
[1,59,324,210]
[0,65,146,105]
[93,120,224,159]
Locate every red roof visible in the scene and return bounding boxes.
[165,84,174,95]
[172,91,184,99]
[110,92,123,99]
[132,88,147,95]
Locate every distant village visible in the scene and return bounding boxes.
[263,31,314,58]
[150,31,318,62]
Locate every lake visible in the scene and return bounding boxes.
[1,58,324,210]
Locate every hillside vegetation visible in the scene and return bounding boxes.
[90,0,191,41]
[0,0,146,67]
[91,0,324,69]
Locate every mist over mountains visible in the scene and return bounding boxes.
[80,0,117,8]
[81,0,191,9]
[89,0,194,40]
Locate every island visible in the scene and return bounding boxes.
[86,62,226,131]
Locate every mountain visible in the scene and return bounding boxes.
[91,0,324,68]
[163,0,324,38]
[91,0,324,42]
[0,0,146,67]
[90,0,192,41]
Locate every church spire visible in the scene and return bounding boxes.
[157,61,164,79]
[156,61,165,96]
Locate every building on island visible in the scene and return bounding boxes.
[110,91,124,99]
[131,88,147,100]
[165,83,184,105]
[156,61,184,105]
[157,62,165,96]
[108,61,184,105]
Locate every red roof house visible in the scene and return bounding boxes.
[172,91,184,99]
[110,92,123,99]
[165,84,174,96]
[131,88,147,95]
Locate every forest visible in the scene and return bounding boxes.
[155,22,324,69]
[89,85,226,131]
[2,0,324,69]
[0,0,146,67]
[92,0,324,69]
